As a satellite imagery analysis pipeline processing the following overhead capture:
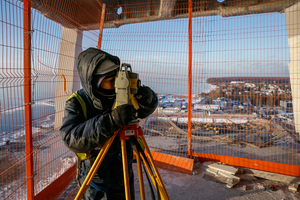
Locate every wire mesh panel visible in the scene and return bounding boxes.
[1,0,84,199]
[1,0,300,199]
[96,0,300,173]
[0,1,28,199]
[190,0,300,171]
[98,3,192,158]
[30,5,76,197]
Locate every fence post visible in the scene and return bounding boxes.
[285,2,300,137]
[97,3,106,49]
[23,0,34,199]
[187,0,193,158]
[54,28,83,129]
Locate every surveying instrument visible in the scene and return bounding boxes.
[75,64,170,200]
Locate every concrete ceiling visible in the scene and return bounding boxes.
[29,0,300,29]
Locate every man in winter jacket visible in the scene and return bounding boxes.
[59,47,158,200]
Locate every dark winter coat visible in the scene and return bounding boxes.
[59,48,158,199]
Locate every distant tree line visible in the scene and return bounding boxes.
[206,77,290,85]
[206,84,292,107]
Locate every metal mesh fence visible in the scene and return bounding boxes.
[0,0,99,199]
[97,0,300,168]
[1,0,300,199]
[1,1,29,199]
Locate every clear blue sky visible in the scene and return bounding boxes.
[0,1,291,95]
[83,12,290,77]
[81,12,290,94]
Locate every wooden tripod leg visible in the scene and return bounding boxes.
[121,139,131,200]
[136,152,145,200]
[75,134,117,200]
[140,135,170,200]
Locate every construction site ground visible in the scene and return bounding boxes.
[57,114,300,200]
[58,162,300,200]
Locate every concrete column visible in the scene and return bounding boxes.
[285,2,300,136]
[54,27,82,129]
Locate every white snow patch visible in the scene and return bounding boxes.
[155,117,248,124]
[35,156,76,194]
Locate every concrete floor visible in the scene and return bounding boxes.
[58,162,300,200]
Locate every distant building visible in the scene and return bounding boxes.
[194,104,220,111]
[280,100,293,111]
[230,81,245,85]
[245,83,256,88]
[212,99,227,109]
[228,100,240,106]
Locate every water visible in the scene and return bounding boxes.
[143,78,215,96]
[0,76,214,146]
[0,80,56,145]
[0,100,55,145]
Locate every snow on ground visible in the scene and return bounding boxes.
[0,134,75,199]
[35,156,76,194]
[171,117,248,124]
[147,116,249,125]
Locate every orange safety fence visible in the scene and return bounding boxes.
[1,0,300,199]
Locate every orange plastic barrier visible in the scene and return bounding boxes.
[151,152,194,175]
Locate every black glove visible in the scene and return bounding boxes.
[111,104,137,127]
[135,86,153,105]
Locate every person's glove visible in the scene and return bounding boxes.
[135,86,153,105]
[111,104,137,127]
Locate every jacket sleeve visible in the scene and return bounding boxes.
[137,88,158,119]
[59,97,118,153]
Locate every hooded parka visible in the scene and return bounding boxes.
[59,48,158,199]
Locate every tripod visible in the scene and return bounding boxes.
[75,123,170,200]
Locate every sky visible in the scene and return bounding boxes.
[0,0,292,96]
[81,12,291,94]
[82,12,290,78]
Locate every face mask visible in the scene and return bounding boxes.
[96,87,115,96]
[93,90,115,111]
